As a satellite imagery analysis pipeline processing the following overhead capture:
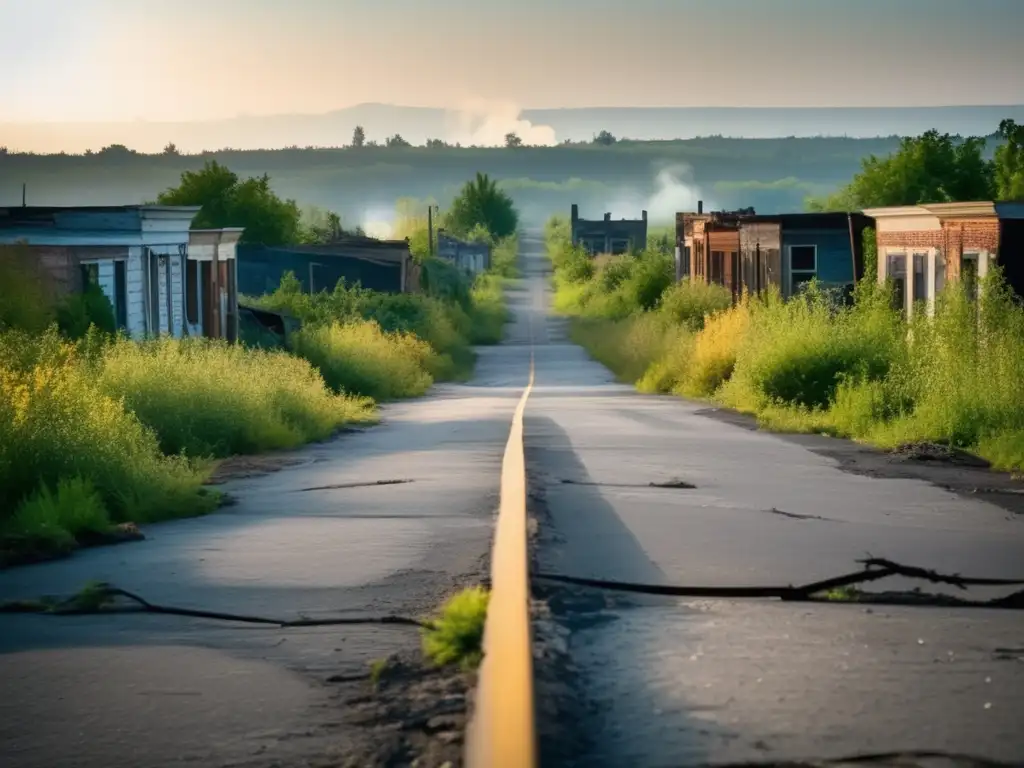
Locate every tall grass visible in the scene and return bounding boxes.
[292,321,435,401]
[544,214,1024,471]
[94,334,370,457]
[0,330,216,554]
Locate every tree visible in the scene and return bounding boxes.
[505,132,523,148]
[351,125,366,148]
[298,205,346,244]
[425,138,449,149]
[385,133,411,148]
[593,130,617,146]
[162,142,179,156]
[157,160,301,245]
[98,143,137,158]
[809,129,994,210]
[994,119,1024,200]
[447,172,519,239]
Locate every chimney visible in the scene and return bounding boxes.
[641,210,647,223]
[604,212,611,222]
[571,203,578,226]
[697,200,703,215]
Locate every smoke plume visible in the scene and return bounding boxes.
[446,99,557,147]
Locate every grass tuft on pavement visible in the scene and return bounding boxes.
[421,586,490,671]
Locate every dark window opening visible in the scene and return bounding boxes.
[710,250,725,285]
[186,259,199,325]
[888,253,907,313]
[912,253,927,304]
[962,254,979,303]
[80,262,99,289]
[790,245,816,272]
[114,260,127,330]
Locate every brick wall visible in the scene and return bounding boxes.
[877,220,1000,284]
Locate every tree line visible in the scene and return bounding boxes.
[809,119,1024,210]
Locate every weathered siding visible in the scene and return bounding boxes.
[126,247,146,337]
[739,221,781,293]
[782,228,856,287]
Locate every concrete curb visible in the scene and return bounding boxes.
[465,349,537,768]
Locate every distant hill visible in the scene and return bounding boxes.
[1,136,912,224]
[2,103,1022,154]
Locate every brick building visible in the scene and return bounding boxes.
[863,201,1024,316]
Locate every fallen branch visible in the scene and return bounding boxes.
[534,557,1024,609]
[1,581,429,628]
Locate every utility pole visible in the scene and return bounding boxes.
[22,183,26,207]
[427,204,435,258]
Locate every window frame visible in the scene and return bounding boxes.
[788,243,818,296]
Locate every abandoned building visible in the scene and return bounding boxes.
[674,203,756,297]
[737,212,873,300]
[236,235,419,296]
[863,201,1024,316]
[571,204,648,255]
[436,230,491,275]
[0,205,242,340]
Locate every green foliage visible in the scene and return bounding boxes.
[543,207,1024,472]
[421,586,490,671]
[386,134,411,148]
[291,321,435,401]
[56,282,116,339]
[658,279,733,330]
[92,335,370,457]
[4,477,111,553]
[593,130,617,146]
[994,119,1024,200]
[351,125,366,148]
[0,245,56,333]
[157,160,302,245]
[810,130,994,210]
[505,132,523,148]
[448,172,519,239]
[0,328,214,536]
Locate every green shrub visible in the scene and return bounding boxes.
[292,320,435,401]
[0,245,56,333]
[56,282,116,339]
[93,335,369,458]
[0,329,213,530]
[421,586,490,671]
[659,279,733,330]
[4,477,111,552]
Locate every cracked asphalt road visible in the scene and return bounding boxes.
[519,234,1024,766]
[0,280,535,767]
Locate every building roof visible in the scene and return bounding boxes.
[741,212,871,228]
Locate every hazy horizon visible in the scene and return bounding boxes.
[4,0,1023,122]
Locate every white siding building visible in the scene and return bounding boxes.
[0,205,205,339]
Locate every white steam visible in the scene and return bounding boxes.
[604,164,710,225]
[446,99,557,147]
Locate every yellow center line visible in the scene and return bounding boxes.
[465,272,538,768]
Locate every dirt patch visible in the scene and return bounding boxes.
[322,654,473,768]
[888,441,992,468]
[206,454,312,484]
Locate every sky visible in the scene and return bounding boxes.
[2,0,1024,123]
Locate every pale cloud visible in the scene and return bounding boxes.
[446,100,557,147]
